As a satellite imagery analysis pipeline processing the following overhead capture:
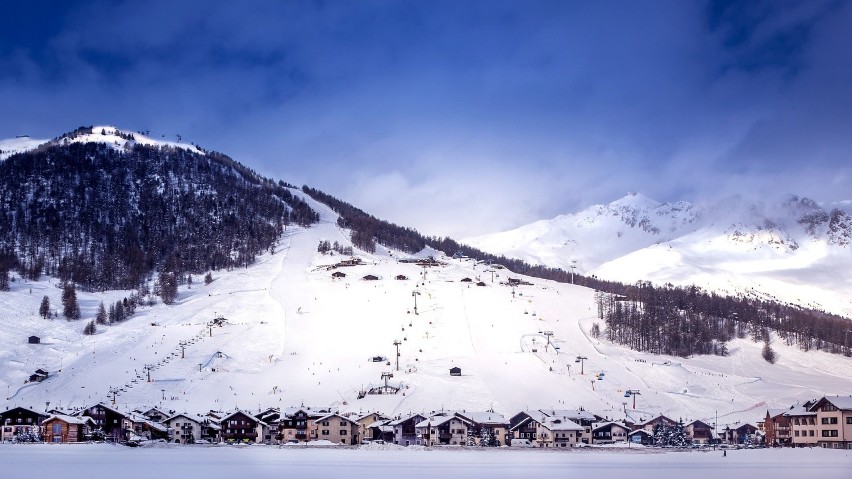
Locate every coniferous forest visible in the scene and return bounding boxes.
[302,185,851,358]
[0,129,318,291]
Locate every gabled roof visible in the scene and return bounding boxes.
[220,410,266,426]
[164,413,202,424]
[458,411,508,426]
[629,429,652,437]
[540,409,597,422]
[0,406,49,417]
[356,412,388,423]
[635,414,677,426]
[685,419,713,429]
[281,406,331,419]
[784,404,816,417]
[76,402,130,419]
[315,413,357,425]
[591,421,629,432]
[388,413,427,426]
[809,395,852,412]
[415,413,472,429]
[43,413,94,426]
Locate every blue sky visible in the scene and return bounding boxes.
[2,0,850,237]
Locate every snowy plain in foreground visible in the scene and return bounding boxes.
[1,444,850,479]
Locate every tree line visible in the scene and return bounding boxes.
[302,185,851,358]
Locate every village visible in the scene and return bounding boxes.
[2,394,851,450]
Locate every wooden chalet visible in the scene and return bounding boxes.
[723,423,759,445]
[449,367,461,376]
[76,403,133,442]
[28,335,40,344]
[509,411,543,444]
[362,274,379,281]
[220,410,264,443]
[0,406,49,442]
[331,271,347,279]
[591,421,630,444]
[278,407,330,443]
[415,413,474,446]
[42,414,95,443]
[395,275,408,280]
[460,277,472,283]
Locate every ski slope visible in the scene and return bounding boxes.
[1,190,851,428]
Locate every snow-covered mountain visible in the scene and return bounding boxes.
[1,128,850,432]
[0,125,204,160]
[465,193,852,317]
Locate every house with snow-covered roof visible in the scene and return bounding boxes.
[590,421,630,444]
[415,412,473,446]
[509,411,545,444]
[164,413,205,444]
[220,410,265,443]
[457,411,509,446]
[42,414,96,443]
[315,413,359,444]
[808,395,852,449]
[0,406,49,442]
[354,412,389,443]
[536,416,584,448]
[684,419,714,445]
[389,413,427,446]
[538,409,599,444]
[278,407,330,443]
[75,403,133,442]
[785,401,817,447]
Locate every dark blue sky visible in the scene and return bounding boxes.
[2,0,850,237]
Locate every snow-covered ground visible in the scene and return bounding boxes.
[1,191,851,427]
[1,444,849,479]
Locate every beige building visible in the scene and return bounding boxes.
[810,396,852,449]
[536,417,583,447]
[316,413,359,445]
[354,412,388,443]
[786,403,818,447]
[165,414,204,444]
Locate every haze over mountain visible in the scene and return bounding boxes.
[465,193,852,317]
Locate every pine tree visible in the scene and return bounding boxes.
[0,269,9,291]
[204,272,214,285]
[114,300,125,322]
[108,303,116,324]
[62,282,80,320]
[39,295,51,319]
[96,302,107,325]
[83,320,97,335]
[762,341,776,364]
[159,272,178,304]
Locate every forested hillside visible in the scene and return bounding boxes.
[0,132,318,291]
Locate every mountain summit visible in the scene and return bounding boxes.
[465,193,852,316]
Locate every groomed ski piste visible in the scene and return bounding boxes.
[2,189,852,429]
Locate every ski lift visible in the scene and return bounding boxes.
[624,391,632,397]
[575,358,580,363]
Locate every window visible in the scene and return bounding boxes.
[794,431,799,437]
[809,430,814,436]
[340,430,347,435]
[821,430,838,438]
[821,417,838,425]
[847,417,852,425]
[322,421,329,426]
[321,430,329,436]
